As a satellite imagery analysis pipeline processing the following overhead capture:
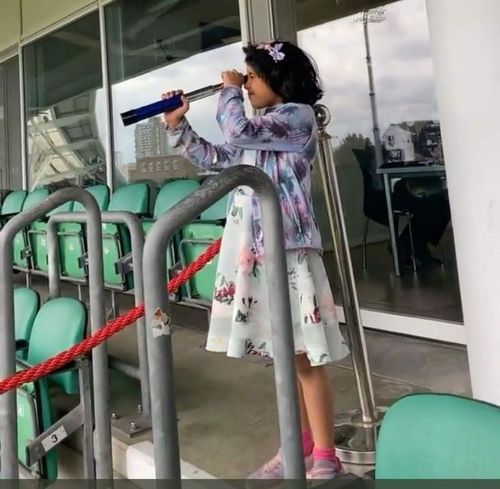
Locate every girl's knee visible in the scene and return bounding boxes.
[295,354,313,375]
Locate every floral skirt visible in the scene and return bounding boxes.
[205,188,350,367]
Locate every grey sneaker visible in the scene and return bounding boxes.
[307,457,345,479]
[247,450,314,479]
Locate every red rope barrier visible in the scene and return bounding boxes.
[0,238,222,395]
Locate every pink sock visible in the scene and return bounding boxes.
[302,430,314,456]
[313,446,337,464]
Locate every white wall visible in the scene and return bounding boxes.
[426,0,500,405]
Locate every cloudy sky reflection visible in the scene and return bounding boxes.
[109,0,438,167]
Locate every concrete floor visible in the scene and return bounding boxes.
[17,272,471,479]
[105,323,471,479]
[325,229,463,323]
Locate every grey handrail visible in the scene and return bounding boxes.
[48,211,150,418]
[142,165,305,482]
[0,187,111,479]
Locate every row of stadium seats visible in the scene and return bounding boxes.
[6,178,228,478]
[2,179,228,303]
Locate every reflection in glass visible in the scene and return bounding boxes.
[0,57,22,190]
[106,0,242,187]
[296,0,461,323]
[23,12,106,189]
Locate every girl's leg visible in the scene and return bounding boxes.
[298,380,311,431]
[246,365,315,480]
[295,354,334,448]
[296,354,343,478]
[298,381,314,457]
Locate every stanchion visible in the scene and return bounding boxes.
[314,104,386,465]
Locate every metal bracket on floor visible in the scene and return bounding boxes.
[111,411,152,439]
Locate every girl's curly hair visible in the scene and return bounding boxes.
[243,41,324,106]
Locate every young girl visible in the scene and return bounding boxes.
[162,41,349,480]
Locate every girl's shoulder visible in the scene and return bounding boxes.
[268,102,315,125]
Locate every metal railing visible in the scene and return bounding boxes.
[48,211,151,431]
[0,187,112,479]
[142,165,306,482]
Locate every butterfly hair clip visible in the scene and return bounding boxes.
[256,42,285,63]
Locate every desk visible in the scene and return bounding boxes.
[377,164,447,276]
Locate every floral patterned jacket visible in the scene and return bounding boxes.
[165,86,322,255]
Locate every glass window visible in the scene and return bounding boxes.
[106,0,242,187]
[0,57,22,190]
[296,0,461,324]
[23,12,106,189]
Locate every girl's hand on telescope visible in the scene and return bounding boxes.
[161,90,189,128]
[222,70,245,88]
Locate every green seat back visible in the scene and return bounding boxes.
[13,188,50,268]
[17,376,57,479]
[48,200,74,216]
[153,179,200,218]
[102,183,150,288]
[108,182,150,214]
[147,180,200,288]
[142,219,174,273]
[181,222,223,301]
[23,187,50,211]
[73,184,110,212]
[200,194,229,221]
[376,393,500,479]
[31,201,74,273]
[14,288,40,359]
[27,298,87,394]
[102,222,130,288]
[61,185,109,279]
[179,192,226,301]
[1,190,27,216]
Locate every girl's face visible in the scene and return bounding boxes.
[244,64,283,109]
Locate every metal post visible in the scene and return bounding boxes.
[0,187,110,478]
[46,194,113,479]
[98,0,116,191]
[79,358,96,479]
[143,166,305,482]
[49,211,151,419]
[314,105,385,465]
[363,13,385,174]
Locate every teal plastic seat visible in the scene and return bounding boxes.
[13,188,50,269]
[180,195,228,302]
[59,185,109,279]
[142,179,200,284]
[14,287,40,359]
[102,182,151,289]
[376,393,500,479]
[30,201,74,273]
[1,190,27,218]
[17,297,87,480]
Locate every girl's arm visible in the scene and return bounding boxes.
[217,86,314,152]
[166,118,242,170]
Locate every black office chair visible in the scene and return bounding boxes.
[352,148,417,272]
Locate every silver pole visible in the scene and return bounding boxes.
[142,166,305,482]
[18,47,28,191]
[314,105,384,465]
[0,187,110,478]
[363,13,385,172]
[49,211,150,418]
[98,0,116,191]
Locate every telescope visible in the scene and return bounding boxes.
[120,76,247,127]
